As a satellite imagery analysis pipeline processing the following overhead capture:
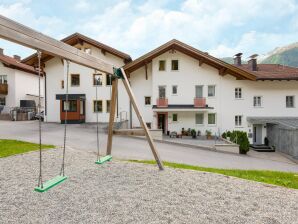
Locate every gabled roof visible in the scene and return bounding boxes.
[123,39,257,81]
[239,64,298,80]
[22,32,132,66]
[0,53,38,75]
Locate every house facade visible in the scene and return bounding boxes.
[125,40,298,145]
[0,48,44,113]
[22,33,131,124]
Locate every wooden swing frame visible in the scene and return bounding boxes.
[0,15,164,170]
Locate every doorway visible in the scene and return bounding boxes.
[253,124,263,145]
[157,113,167,134]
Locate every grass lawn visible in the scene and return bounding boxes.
[0,139,55,158]
[130,160,298,190]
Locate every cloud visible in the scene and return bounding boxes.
[74,0,91,11]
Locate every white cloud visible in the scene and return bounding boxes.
[74,0,91,11]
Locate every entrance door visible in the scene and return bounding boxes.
[158,113,166,134]
[253,124,262,145]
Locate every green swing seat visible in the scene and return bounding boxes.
[34,175,68,193]
[95,155,112,164]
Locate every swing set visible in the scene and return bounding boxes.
[0,15,164,193]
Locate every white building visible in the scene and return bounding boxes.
[22,33,131,124]
[0,48,44,112]
[124,40,298,146]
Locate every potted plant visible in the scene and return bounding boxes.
[187,128,191,136]
[191,129,197,138]
[181,128,185,136]
[205,130,212,140]
[197,130,201,136]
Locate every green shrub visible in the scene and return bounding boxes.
[222,132,227,139]
[224,130,250,154]
[226,131,232,138]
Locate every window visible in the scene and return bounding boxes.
[84,48,91,54]
[158,86,166,98]
[93,100,103,113]
[172,85,178,95]
[253,96,262,107]
[235,115,242,127]
[146,122,151,129]
[0,75,7,84]
[208,85,215,97]
[173,113,178,122]
[195,85,203,98]
[159,60,166,71]
[171,60,179,71]
[93,74,103,86]
[71,74,80,86]
[0,97,5,106]
[106,74,112,86]
[195,113,204,125]
[61,80,64,89]
[286,96,295,108]
[106,100,110,113]
[208,113,216,125]
[63,100,77,112]
[235,88,242,99]
[145,96,151,105]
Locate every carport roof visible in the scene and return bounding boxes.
[247,117,298,130]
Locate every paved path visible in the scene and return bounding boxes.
[0,120,298,172]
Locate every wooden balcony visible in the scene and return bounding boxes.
[156,98,168,107]
[0,84,8,95]
[194,97,206,107]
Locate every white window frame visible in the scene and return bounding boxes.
[171,59,179,71]
[158,60,166,71]
[195,113,204,125]
[235,115,243,127]
[208,85,216,97]
[172,113,178,122]
[144,96,151,106]
[286,96,295,108]
[172,85,178,95]
[208,113,216,125]
[253,96,262,107]
[0,75,8,84]
[235,87,242,99]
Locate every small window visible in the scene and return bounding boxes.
[195,113,204,125]
[235,115,242,127]
[0,75,7,84]
[106,74,112,86]
[159,60,166,71]
[235,88,242,99]
[0,97,6,106]
[171,60,179,71]
[208,85,215,97]
[61,80,64,89]
[208,113,216,125]
[84,48,91,54]
[71,74,80,86]
[146,122,151,129]
[63,100,77,112]
[93,74,103,86]
[195,85,203,98]
[145,96,151,105]
[286,96,295,108]
[94,100,103,113]
[253,96,262,107]
[173,113,178,122]
[106,100,111,113]
[172,85,178,95]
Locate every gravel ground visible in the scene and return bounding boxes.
[1,148,298,224]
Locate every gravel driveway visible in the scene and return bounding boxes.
[1,148,298,224]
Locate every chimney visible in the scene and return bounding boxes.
[234,53,242,66]
[0,48,3,55]
[248,54,258,71]
[13,55,21,61]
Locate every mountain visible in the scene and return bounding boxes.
[221,57,247,64]
[261,43,298,67]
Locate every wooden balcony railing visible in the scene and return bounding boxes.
[194,97,206,107]
[156,98,168,107]
[0,84,8,95]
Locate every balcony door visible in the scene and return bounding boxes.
[158,86,166,98]
[195,85,203,98]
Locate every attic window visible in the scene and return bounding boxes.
[159,60,166,71]
[84,48,91,54]
[171,60,179,71]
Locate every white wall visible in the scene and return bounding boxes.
[45,42,129,123]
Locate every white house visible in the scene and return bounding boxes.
[22,33,131,124]
[124,40,298,147]
[0,48,44,114]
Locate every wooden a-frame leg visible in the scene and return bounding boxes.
[106,78,118,155]
[120,68,164,170]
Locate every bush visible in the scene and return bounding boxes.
[222,132,227,139]
[191,129,196,138]
[224,130,250,154]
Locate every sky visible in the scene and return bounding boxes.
[1,0,298,60]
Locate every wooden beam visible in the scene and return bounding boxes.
[219,67,227,76]
[120,68,164,170]
[113,129,145,136]
[0,15,114,74]
[199,59,204,66]
[106,78,118,155]
[145,62,148,80]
